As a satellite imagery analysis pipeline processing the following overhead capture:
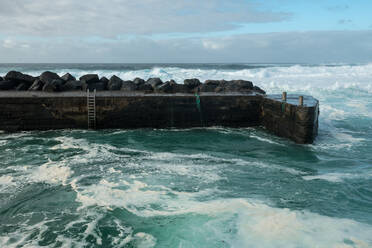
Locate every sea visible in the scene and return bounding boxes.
[0,63,372,248]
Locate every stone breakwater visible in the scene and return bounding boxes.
[0,71,266,94]
[0,71,319,144]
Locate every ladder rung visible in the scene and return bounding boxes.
[87,90,96,129]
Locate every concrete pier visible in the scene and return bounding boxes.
[0,91,318,144]
[261,94,319,144]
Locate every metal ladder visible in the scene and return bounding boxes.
[87,89,96,129]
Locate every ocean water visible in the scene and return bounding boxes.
[0,63,372,247]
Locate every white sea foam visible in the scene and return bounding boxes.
[228,158,306,175]
[0,132,32,140]
[0,219,51,248]
[0,175,15,192]
[0,175,13,185]
[312,126,367,151]
[130,233,157,248]
[50,136,83,150]
[69,177,372,247]
[333,132,366,145]
[31,159,72,185]
[13,63,372,92]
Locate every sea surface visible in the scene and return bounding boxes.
[1,63,372,247]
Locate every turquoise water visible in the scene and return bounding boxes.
[1,64,372,247]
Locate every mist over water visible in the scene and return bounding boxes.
[1,63,372,247]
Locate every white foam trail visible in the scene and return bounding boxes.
[303,171,372,183]
[303,173,353,183]
[249,134,284,145]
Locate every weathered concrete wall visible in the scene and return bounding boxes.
[0,92,262,131]
[97,94,262,129]
[261,95,319,144]
[0,92,318,144]
[0,96,87,131]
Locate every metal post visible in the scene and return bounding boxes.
[282,92,287,101]
[299,96,304,106]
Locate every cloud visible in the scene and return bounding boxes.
[202,39,228,50]
[327,5,349,12]
[1,30,372,63]
[2,39,16,48]
[338,19,352,25]
[0,0,290,37]
[1,38,31,49]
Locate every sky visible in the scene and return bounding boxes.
[0,0,371,63]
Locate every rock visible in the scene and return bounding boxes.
[172,83,190,93]
[61,73,76,82]
[79,74,99,84]
[203,79,254,93]
[133,78,146,86]
[0,77,3,81]
[155,80,188,93]
[40,71,60,85]
[15,83,29,91]
[155,81,173,93]
[42,79,64,92]
[28,80,44,91]
[137,83,153,92]
[222,80,254,92]
[204,80,221,86]
[83,82,107,91]
[0,80,18,90]
[184,78,201,89]
[4,71,36,85]
[61,81,83,91]
[230,80,253,89]
[42,83,55,92]
[147,78,163,88]
[253,86,266,94]
[121,80,136,92]
[100,77,109,84]
[214,86,225,93]
[108,75,123,90]
[198,83,218,92]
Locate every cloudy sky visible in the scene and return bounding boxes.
[0,0,371,63]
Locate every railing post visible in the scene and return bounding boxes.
[282,92,287,101]
[299,96,304,106]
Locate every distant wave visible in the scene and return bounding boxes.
[1,63,372,93]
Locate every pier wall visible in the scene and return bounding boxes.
[0,92,262,130]
[261,96,319,144]
[0,92,318,144]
